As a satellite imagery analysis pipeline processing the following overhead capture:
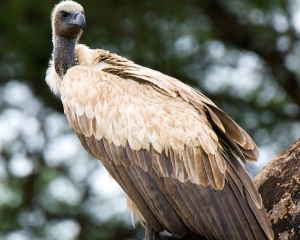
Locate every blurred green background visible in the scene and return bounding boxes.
[0,0,299,239]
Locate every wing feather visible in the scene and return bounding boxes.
[208,154,225,189]
[152,150,173,177]
[245,191,274,240]
[136,148,153,172]
[131,166,189,237]
[226,151,262,209]
[227,177,260,239]
[84,101,95,119]
[215,150,226,174]
[74,101,84,116]
[107,139,121,165]
[208,105,247,147]
[102,137,116,164]
[93,138,164,231]
[241,147,259,162]
[153,176,198,233]
[168,149,188,182]
[200,147,220,190]
[193,147,209,186]
[77,131,273,239]
[172,179,216,239]
[77,113,93,137]
[197,183,239,239]
[131,150,140,166]
[116,143,131,167]
[92,117,103,140]
[182,147,194,184]
[222,182,252,239]
[184,181,224,240]
[103,60,258,159]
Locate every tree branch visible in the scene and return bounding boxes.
[197,0,300,109]
[254,138,300,240]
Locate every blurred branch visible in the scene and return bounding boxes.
[197,0,300,108]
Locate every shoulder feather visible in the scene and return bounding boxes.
[87,47,259,162]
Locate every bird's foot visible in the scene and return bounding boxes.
[154,233,177,240]
[143,233,176,240]
[143,223,176,240]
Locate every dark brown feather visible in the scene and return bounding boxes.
[153,175,198,233]
[240,147,259,162]
[136,148,153,172]
[116,144,131,167]
[204,105,247,147]
[184,181,224,239]
[94,138,164,231]
[245,191,274,240]
[189,147,207,186]
[152,150,173,177]
[169,179,214,238]
[197,183,238,239]
[208,154,225,189]
[226,151,262,209]
[131,166,189,237]
[66,99,271,239]
[200,147,219,190]
[168,149,188,182]
[77,131,273,240]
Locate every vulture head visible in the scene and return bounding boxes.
[51,1,86,78]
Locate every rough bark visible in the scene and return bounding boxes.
[254,138,300,240]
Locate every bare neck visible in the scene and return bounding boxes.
[53,36,78,78]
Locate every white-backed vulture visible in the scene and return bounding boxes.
[46,1,274,239]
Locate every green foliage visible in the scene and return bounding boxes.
[0,0,299,239]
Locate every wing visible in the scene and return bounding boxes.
[75,44,259,163]
[58,45,273,239]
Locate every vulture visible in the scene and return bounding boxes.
[46,1,274,239]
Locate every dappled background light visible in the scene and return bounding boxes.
[1,0,300,239]
[0,81,137,239]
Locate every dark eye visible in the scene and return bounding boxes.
[61,11,69,18]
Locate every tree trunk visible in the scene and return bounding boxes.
[254,138,300,240]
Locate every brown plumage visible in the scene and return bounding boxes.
[46,1,274,239]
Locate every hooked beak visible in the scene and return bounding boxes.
[71,12,86,30]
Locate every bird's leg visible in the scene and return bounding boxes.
[155,234,177,240]
[143,224,177,240]
[143,223,156,240]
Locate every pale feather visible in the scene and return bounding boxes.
[44,43,265,202]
